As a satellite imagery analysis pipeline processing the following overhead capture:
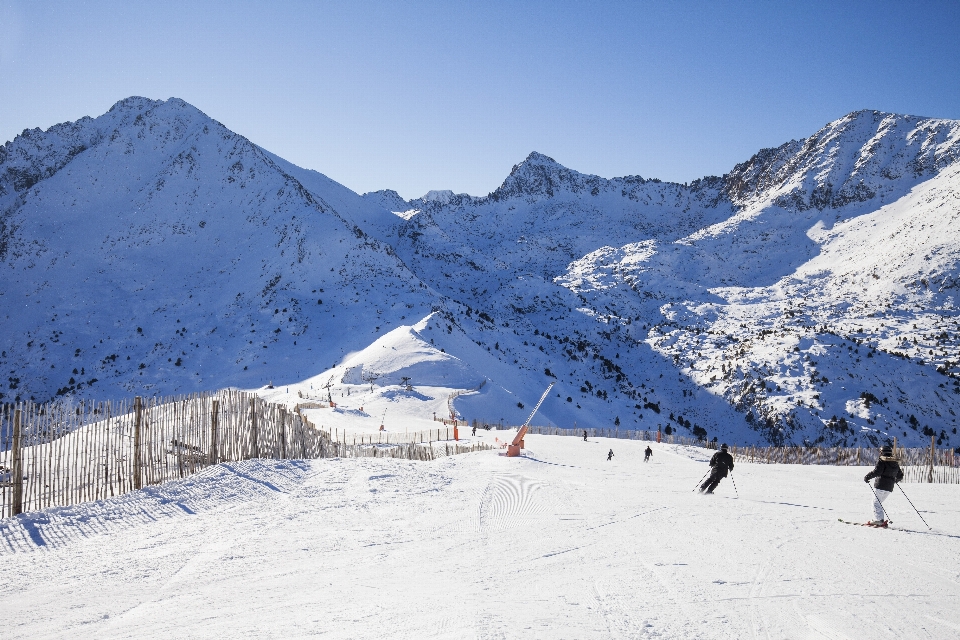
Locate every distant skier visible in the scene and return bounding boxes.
[472,424,477,436]
[607,449,614,461]
[644,446,653,462]
[583,430,588,441]
[700,443,734,493]
[863,445,904,527]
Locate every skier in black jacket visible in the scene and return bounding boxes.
[863,445,904,527]
[700,444,734,493]
[644,446,653,462]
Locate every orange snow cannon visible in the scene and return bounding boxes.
[507,382,554,458]
[506,424,529,457]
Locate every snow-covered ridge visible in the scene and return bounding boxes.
[725,110,960,211]
[0,97,436,405]
[386,111,960,448]
[3,98,960,449]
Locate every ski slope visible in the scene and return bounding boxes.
[2,436,957,639]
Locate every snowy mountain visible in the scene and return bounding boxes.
[381,112,960,448]
[0,97,436,400]
[3,100,960,447]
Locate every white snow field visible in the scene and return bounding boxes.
[2,437,958,639]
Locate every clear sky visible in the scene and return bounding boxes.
[2,1,959,200]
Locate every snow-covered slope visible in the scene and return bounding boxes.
[4,101,960,447]
[554,113,960,447]
[3,438,958,638]
[385,113,960,448]
[0,97,435,400]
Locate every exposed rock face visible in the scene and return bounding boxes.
[723,110,960,210]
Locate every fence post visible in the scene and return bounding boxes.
[928,435,935,483]
[279,408,287,459]
[300,416,308,459]
[250,398,259,459]
[209,400,220,465]
[11,408,23,516]
[133,396,143,490]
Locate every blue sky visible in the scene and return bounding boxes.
[2,0,959,199]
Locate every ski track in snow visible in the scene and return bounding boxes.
[2,436,957,638]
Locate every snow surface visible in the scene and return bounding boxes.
[2,437,958,638]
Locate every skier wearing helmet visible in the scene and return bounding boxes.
[863,444,903,527]
[700,443,734,494]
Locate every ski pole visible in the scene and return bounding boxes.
[692,469,710,492]
[866,482,890,521]
[729,474,739,498]
[897,484,932,530]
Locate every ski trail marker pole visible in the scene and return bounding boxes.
[897,484,932,530]
[730,474,739,498]
[866,483,890,521]
[692,470,710,492]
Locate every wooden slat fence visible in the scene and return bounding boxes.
[332,440,493,461]
[489,423,709,447]
[327,426,479,446]
[486,423,960,484]
[0,391,327,518]
[0,392,493,519]
[725,443,960,483]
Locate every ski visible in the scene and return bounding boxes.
[838,518,892,528]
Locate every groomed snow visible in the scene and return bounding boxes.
[2,435,958,638]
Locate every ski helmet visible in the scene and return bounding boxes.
[720,443,728,450]
[881,445,893,456]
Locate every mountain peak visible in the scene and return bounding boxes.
[105,97,214,128]
[835,108,927,125]
[518,151,562,167]
[107,96,165,114]
[723,108,960,211]
[420,189,457,203]
[489,151,602,201]
[361,189,413,214]
[505,152,570,179]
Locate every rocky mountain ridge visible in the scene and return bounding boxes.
[3,99,959,447]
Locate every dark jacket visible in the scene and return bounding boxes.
[709,450,734,477]
[865,456,903,492]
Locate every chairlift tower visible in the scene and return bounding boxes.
[323,375,335,406]
[363,370,380,392]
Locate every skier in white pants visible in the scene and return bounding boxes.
[863,445,904,527]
